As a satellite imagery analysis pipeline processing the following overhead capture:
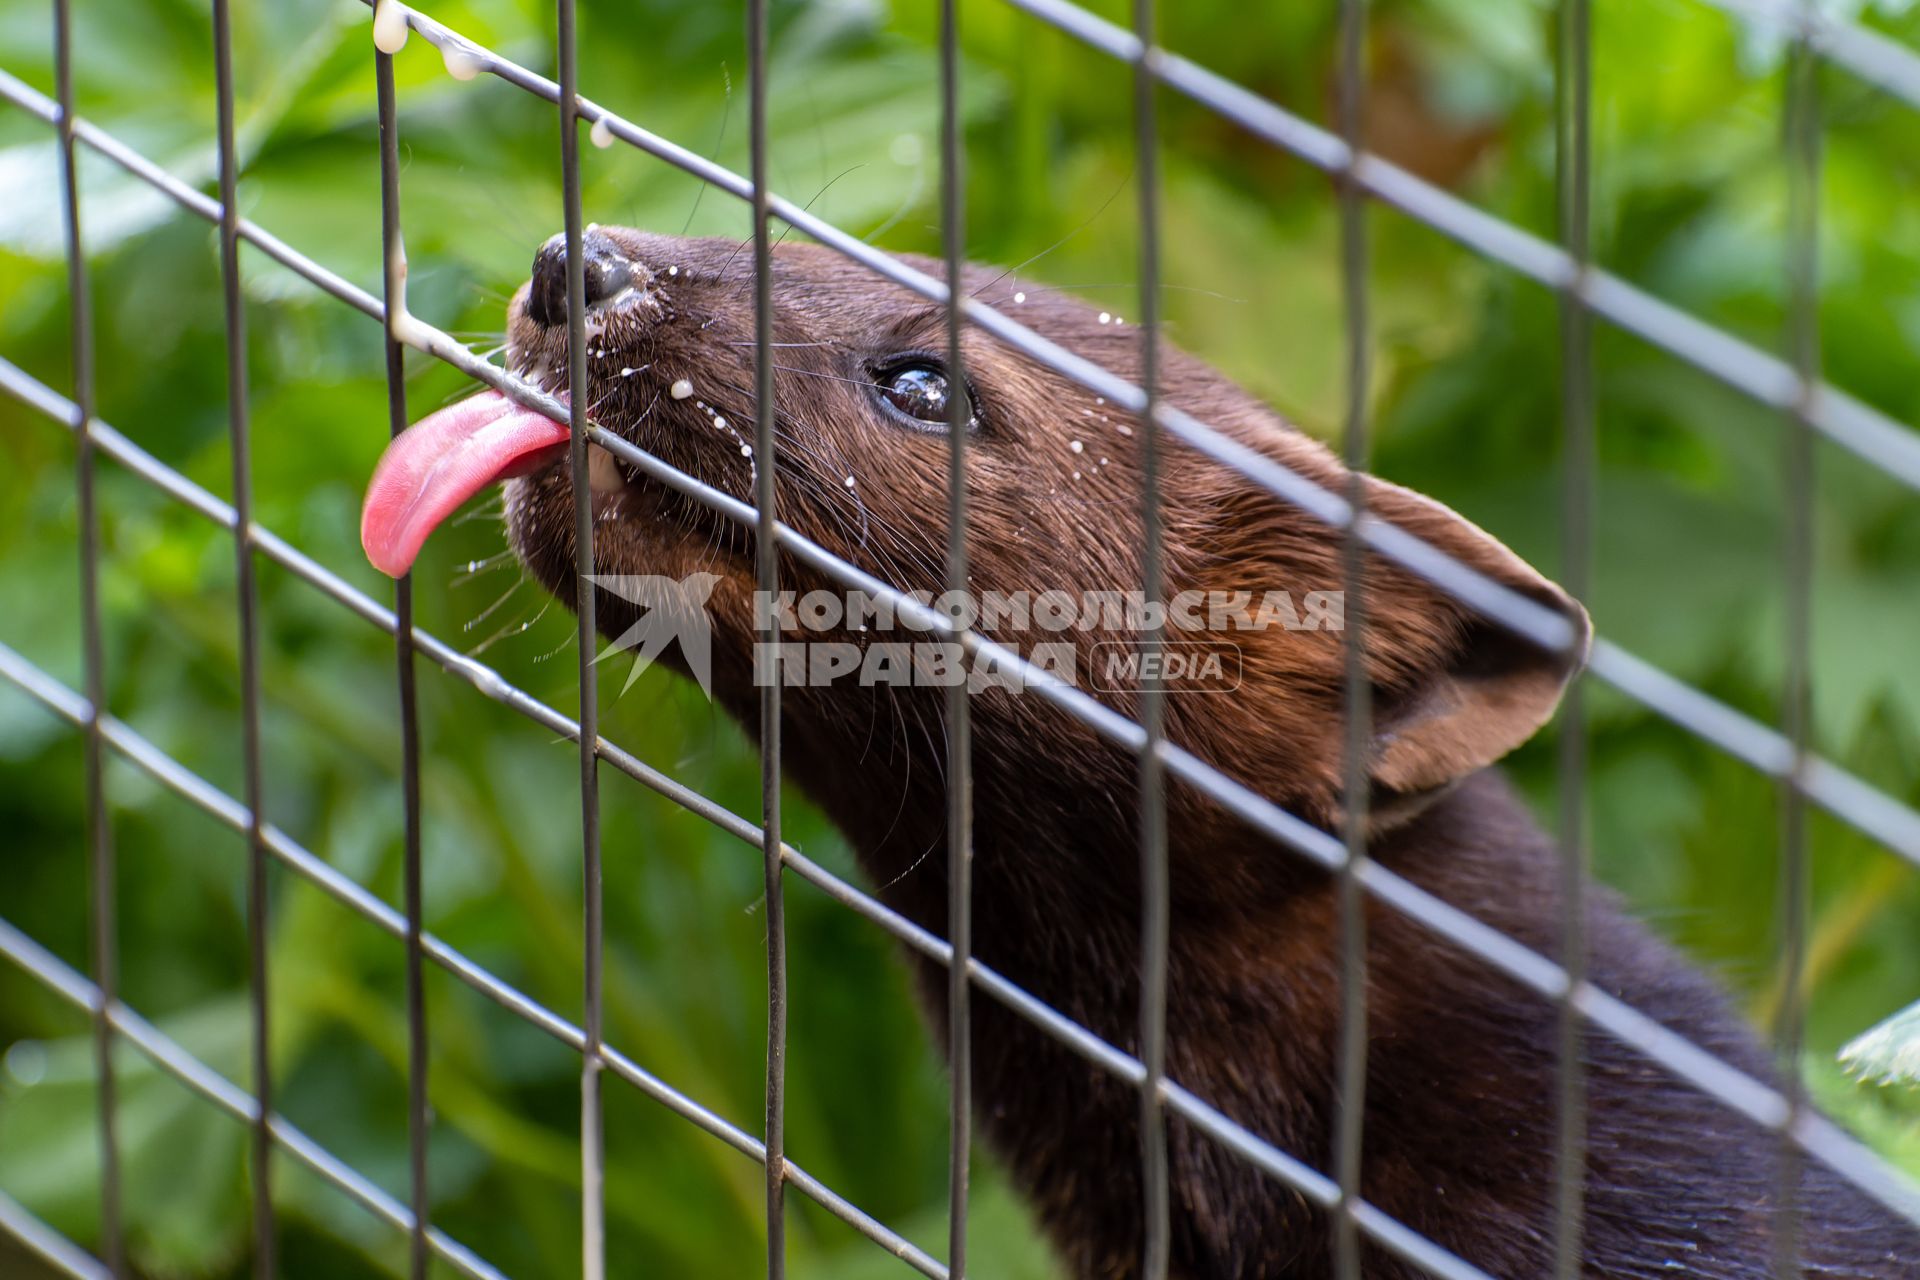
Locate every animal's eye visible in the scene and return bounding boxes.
[872,360,976,430]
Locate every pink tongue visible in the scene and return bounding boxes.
[361,390,572,578]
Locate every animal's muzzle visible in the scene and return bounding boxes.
[526,228,637,328]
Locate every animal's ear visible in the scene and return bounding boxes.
[1353,476,1592,802]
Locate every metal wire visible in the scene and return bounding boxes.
[745,0,789,1273]
[549,0,609,1274]
[6,1,1920,1276]
[1131,0,1171,1272]
[9,299,1920,1276]
[1698,0,1920,112]
[191,9,1920,888]
[49,0,122,1273]
[0,342,1528,1278]
[373,43,433,1280]
[1332,0,1372,1273]
[207,0,275,1270]
[1551,0,1595,1272]
[997,0,1920,498]
[0,1188,112,1280]
[0,916,510,1280]
[937,1,976,1274]
[1775,2,1823,1272]
[0,621,950,1280]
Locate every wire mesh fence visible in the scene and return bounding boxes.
[2,1,1920,1278]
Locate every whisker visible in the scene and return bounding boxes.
[531,616,575,663]
[469,594,553,657]
[767,365,876,390]
[722,163,865,275]
[972,170,1133,299]
[863,160,925,245]
[681,62,734,236]
[723,341,837,349]
[464,577,526,632]
[453,548,516,584]
[453,499,507,527]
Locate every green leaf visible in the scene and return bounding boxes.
[1843,1001,1920,1088]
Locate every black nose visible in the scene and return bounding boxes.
[526,228,635,328]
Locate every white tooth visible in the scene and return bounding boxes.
[588,443,624,495]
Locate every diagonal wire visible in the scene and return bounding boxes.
[8,322,1919,1271]
[0,916,510,1280]
[0,632,951,1280]
[992,0,1920,496]
[0,1188,112,1280]
[3,3,1920,1274]
[6,249,1920,1248]
[16,27,1914,886]
[1694,0,1920,112]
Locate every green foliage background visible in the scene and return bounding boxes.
[2,0,1919,1275]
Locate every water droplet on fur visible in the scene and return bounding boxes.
[1013,291,1026,304]
[1098,312,1112,325]
[1069,440,1084,454]
[844,475,857,488]
[671,379,694,399]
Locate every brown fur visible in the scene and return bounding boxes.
[497,228,1919,1278]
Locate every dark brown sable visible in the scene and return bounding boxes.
[501,227,1918,1279]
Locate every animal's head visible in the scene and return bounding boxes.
[364,227,1590,842]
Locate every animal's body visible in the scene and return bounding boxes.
[361,227,1920,1277]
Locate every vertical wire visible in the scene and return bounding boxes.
[553,3,606,1277]
[209,1,274,1272]
[747,0,788,1273]
[1775,7,1820,1276]
[1333,0,1371,1275]
[1131,2,1170,1278]
[52,1,125,1272]
[374,47,431,1280]
[937,1,974,1275]
[1551,0,1594,1272]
